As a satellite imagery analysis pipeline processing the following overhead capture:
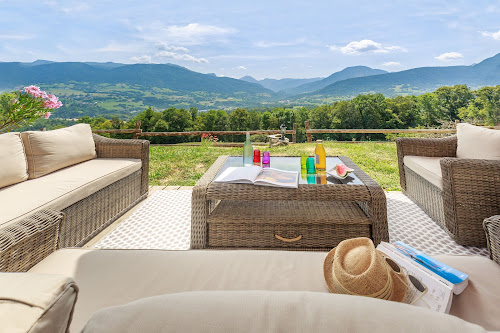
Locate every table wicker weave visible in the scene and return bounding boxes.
[191,156,388,251]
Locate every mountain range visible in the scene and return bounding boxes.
[0,53,499,116]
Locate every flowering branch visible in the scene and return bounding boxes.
[0,85,62,133]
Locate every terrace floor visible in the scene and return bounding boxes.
[83,187,488,257]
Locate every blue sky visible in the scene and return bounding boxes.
[0,0,499,79]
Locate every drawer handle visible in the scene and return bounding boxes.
[275,234,302,243]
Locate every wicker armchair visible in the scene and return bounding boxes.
[397,136,500,247]
[484,216,500,265]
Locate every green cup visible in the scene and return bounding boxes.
[306,157,316,174]
[300,153,308,169]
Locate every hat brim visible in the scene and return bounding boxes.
[323,247,407,303]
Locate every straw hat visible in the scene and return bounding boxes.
[323,237,407,303]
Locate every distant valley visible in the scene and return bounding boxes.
[0,53,499,119]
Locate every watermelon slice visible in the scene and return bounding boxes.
[335,164,354,177]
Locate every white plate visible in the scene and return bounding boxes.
[326,167,353,180]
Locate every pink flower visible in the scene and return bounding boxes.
[24,85,48,98]
[44,112,51,119]
[43,94,63,109]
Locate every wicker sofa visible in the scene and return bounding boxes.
[396,125,500,247]
[0,125,149,272]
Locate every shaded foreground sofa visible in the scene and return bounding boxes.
[1,214,500,332]
[396,123,500,247]
[0,124,149,271]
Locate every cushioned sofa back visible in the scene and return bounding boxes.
[83,291,486,333]
[0,132,28,188]
[21,124,96,179]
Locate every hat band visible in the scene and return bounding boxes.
[331,264,394,300]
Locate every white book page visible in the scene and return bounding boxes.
[213,166,262,184]
[254,168,299,188]
[377,243,453,313]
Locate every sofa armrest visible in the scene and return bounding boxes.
[484,216,500,266]
[92,134,150,195]
[440,158,500,244]
[0,209,64,272]
[396,136,457,190]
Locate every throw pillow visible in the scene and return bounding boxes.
[21,124,96,179]
[0,132,28,189]
[456,123,500,160]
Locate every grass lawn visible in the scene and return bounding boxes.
[149,141,401,190]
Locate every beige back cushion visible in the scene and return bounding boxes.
[456,123,500,160]
[21,124,96,179]
[0,273,78,333]
[83,291,486,333]
[0,132,28,188]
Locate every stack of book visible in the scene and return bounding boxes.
[377,241,469,313]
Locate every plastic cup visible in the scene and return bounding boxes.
[262,151,270,164]
[300,153,308,169]
[306,157,316,174]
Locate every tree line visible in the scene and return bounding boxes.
[11,84,499,142]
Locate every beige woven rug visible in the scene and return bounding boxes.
[93,190,488,257]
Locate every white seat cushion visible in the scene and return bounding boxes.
[0,273,77,333]
[456,123,500,160]
[29,249,500,332]
[83,291,485,333]
[0,158,141,227]
[403,155,443,189]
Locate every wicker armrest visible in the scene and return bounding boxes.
[92,133,150,195]
[396,136,457,190]
[440,158,500,245]
[0,209,64,272]
[440,157,500,195]
[484,216,500,265]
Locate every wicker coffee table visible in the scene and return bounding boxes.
[191,155,388,251]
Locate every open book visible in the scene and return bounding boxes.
[214,166,299,188]
[377,242,468,313]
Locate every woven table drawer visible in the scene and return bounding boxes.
[207,223,371,249]
[207,200,372,250]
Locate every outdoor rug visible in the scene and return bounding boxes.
[93,190,489,257]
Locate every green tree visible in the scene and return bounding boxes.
[248,110,261,130]
[162,107,193,132]
[435,85,474,121]
[416,93,442,126]
[261,111,279,130]
[229,108,249,130]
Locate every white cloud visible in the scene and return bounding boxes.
[328,40,407,55]
[0,34,35,40]
[382,61,402,67]
[130,55,152,63]
[156,51,208,63]
[136,22,236,45]
[236,65,247,70]
[154,41,189,53]
[435,52,463,61]
[480,29,500,40]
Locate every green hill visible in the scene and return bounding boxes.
[301,53,500,100]
[0,62,272,95]
[284,66,388,95]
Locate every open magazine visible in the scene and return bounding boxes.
[214,166,299,188]
[377,242,468,313]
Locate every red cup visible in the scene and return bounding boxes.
[253,149,261,164]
